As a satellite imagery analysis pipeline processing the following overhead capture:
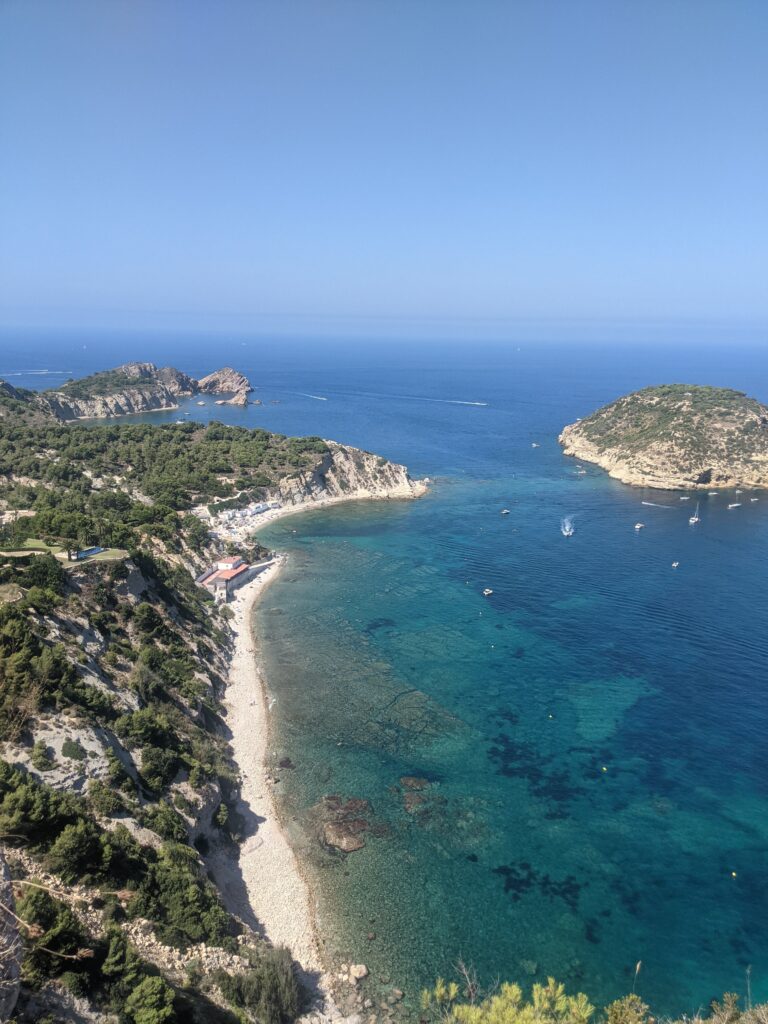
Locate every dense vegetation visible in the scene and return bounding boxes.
[568,385,768,461]
[50,368,167,400]
[0,411,328,510]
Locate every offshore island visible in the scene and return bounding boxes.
[559,384,768,490]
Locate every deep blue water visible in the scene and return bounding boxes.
[3,331,768,1013]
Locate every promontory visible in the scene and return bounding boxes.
[559,384,768,490]
[10,361,255,421]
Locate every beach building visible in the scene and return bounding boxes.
[195,555,275,603]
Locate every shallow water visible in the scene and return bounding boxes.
[8,335,768,1012]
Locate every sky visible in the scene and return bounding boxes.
[0,0,767,339]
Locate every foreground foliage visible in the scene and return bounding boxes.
[422,978,768,1024]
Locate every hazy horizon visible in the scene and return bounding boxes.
[2,0,767,337]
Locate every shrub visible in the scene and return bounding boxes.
[140,801,187,842]
[31,740,55,771]
[16,888,87,986]
[62,737,87,761]
[606,995,650,1024]
[46,819,102,882]
[130,843,231,949]
[423,978,595,1024]
[140,746,179,792]
[24,553,67,593]
[88,778,123,817]
[215,947,299,1024]
[123,975,176,1024]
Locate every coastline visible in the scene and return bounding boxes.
[220,555,325,976]
[206,480,429,547]
[214,486,427,1010]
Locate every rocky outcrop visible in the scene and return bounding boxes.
[224,391,249,407]
[42,385,182,421]
[197,367,252,396]
[274,441,427,506]
[118,362,198,395]
[559,385,768,490]
[37,362,254,421]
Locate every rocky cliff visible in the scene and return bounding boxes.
[35,362,254,421]
[42,385,183,421]
[274,441,427,505]
[559,384,768,490]
[197,367,252,396]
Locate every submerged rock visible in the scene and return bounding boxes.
[403,792,426,813]
[323,820,367,853]
[399,775,429,790]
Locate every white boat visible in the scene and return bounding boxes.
[500,509,510,515]
[689,502,700,525]
[708,491,718,496]
[735,489,743,494]
[634,523,645,530]
[483,588,493,596]
[679,496,691,501]
[751,498,759,502]
[672,561,679,568]
[728,503,741,509]
[531,442,540,448]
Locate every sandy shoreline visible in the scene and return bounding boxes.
[204,481,428,546]
[223,555,324,974]
[217,487,426,1006]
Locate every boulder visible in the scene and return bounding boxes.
[399,776,429,790]
[323,821,366,853]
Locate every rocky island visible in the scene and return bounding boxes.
[4,361,256,421]
[559,384,768,490]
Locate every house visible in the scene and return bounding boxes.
[195,555,273,603]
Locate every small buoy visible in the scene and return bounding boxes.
[731,871,738,878]
[601,766,608,773]
[548,714,554,719]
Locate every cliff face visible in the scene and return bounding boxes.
[559,385,768,490]
[41,385,182,421]
[36,362,254,421]
[197,367,252,395]
[274,441,426,505]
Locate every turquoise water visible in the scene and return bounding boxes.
[7,336,768,1013]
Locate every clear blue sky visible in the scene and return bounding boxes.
[1,1,766,338]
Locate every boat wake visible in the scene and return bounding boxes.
[641,501,673,508]
[561,516,575,537]
[0,369,73,376]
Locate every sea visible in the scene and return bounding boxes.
[3,330,768,1014]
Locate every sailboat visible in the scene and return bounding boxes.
[688,502,700,525]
